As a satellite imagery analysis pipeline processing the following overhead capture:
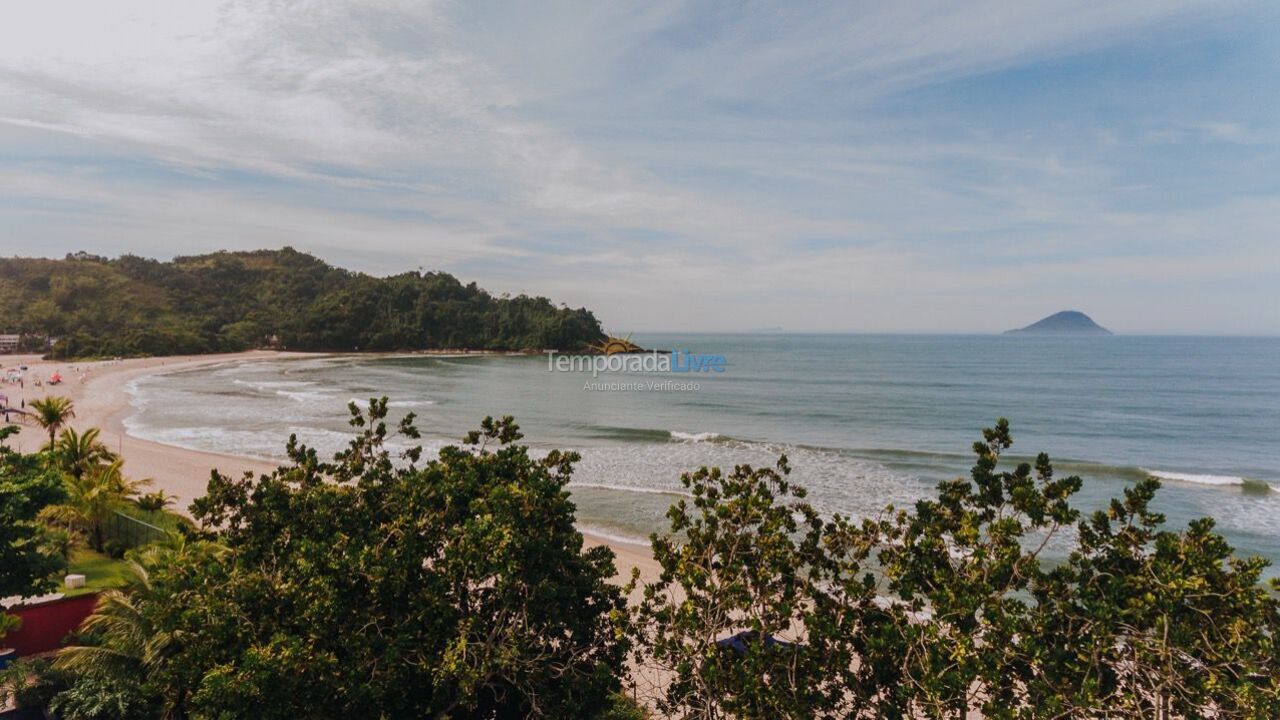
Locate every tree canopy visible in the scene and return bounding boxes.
[4,413,1276,719]
[0,425,67,601]
[42,402,629,718]
[0,248,606,357]
[630,419,1280,719]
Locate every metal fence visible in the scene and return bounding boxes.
[104,510,169,549]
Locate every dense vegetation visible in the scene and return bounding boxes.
[2,405,1277,718]
[0,426,66,601]
[0,249,605,357]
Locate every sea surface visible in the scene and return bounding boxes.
[124,334,1280,576]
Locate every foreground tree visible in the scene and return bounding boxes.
[873,419,1084,719]
[29,395,76,448]
[50,535,215,719]
[629,419,1279,719]
[1025,478,1280,718]
[628,458,895,719]
[0,425,67,599]
[53,426,117,480]
[58,401,627,718]
[41,457,146,552]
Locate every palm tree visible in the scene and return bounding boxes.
[30,395,75,448]
[40,458,147,552]
[54,426,117,480]
[53,540,177,681]
[54,535,224,710]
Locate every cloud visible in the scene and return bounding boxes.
[0,0,1275,333]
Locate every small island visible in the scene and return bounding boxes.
[1005,310,1112,335]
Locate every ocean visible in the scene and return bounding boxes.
[124,334,1280,576]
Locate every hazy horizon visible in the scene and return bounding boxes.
[1,2,1276,335]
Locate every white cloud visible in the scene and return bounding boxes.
[0,0,1274,333]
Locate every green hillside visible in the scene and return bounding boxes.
[0,248,605,358]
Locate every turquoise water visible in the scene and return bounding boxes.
[125,334,1280,575]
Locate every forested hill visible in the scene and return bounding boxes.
[0,248,606,358]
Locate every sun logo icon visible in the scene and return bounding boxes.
[589,333,641,355]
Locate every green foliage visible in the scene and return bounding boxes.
[1025,478,1280,718]
[874,418,1084,719]
[0,248,606,357]
[631,418,1280,719]
[0,611,18,640]
[57,402,626,718]
[29,395,75,447]
[629,457,892,719]
[34,415,1277,718]
[0,657,73,710]
[598,692,651,720]
[103,506,194,553]
[134,491,173,513]
[0,425,67,599]
[53,426,117,480]
[41,457,148,552]
[48,673,155,720]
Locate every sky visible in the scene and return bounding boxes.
[0,1,1277,334]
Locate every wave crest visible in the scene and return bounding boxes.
[670,430,727,442]
[1144,469,1276,493]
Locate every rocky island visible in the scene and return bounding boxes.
[1005,310,1112,335]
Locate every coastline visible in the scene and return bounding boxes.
[0,351,659,584]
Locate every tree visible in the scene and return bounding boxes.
[1,250,606,358]
[134,491,173,513]
[873,418,1083,719]
[1024,478,1280,718]
[58,401,626,718]
[29,395,76,448]
[50,535,212,719]
[628,457,895,719]
[41,458,146,552]
[0,425,67,600]
[53,426,117,480]
[627,419,1280,718]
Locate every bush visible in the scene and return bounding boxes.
[102,540,126,559]
[0,657,72,710]
[49,673,154,720]
[61,402,627,718]
[133,492,172,513]
[628,418,1280,718]
[597,692,650,720]
[0,612,19,642]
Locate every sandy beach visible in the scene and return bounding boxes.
[0,351,659,583]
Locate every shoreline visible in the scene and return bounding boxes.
[0,351,659,583]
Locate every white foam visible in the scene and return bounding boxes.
[1144,469,1246,487]
[576,523,653,548]
[348,398,435,408]
[274,389,333,403]
[670,430,725,442]
[570,482,692,498]
[123,424,285,462]
[232,378,313,387]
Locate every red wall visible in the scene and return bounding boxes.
[2,594,99,657]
